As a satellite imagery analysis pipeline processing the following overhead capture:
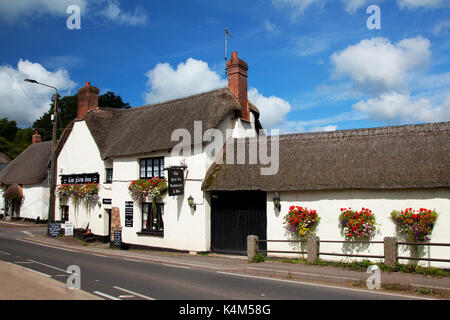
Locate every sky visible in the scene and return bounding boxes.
[0,0,449,134]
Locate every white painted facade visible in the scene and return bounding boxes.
[20,180,49,220]
[56,112,259,251]
[266,189,450,268]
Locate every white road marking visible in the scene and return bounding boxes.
[27,259,68,273]
[0,250,11,255]
[14,261,33,264]
[6,262,52,278]
[19,239,78,253]
[93,291,121,300]
[161,263,191,270]
[123,258,142,262]
[216,271,432,300]
[113,286,155,300]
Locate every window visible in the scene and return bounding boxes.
[139,157,165,179]
[105,168,113,183]
[61,205,69,221]
[142,203,164,236]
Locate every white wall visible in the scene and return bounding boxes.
[20,180,49,220]
[266,188,450,268]
[56,121,110,236]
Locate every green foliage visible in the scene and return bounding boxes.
[33,91,130,141]
[252,253,268,263]
[0,118,33,159]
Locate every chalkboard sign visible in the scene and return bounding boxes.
[125,201,133,227]
[48,222,62,237]
[111,229,122,248]
[168,167,184,196]
[61,173,99,185]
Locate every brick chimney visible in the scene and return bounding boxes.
[226,52,250,122]
[77,81,99,119]
[31,131,41,144]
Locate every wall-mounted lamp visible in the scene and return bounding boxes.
[187,195,196,211]
[273,193,281,211]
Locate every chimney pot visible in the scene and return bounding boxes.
[32,131,42,144]
[77,81,100,119]
[226,52,250,122]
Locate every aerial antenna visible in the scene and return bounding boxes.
[225,28,232,76]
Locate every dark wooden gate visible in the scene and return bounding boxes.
[211,191,267,255]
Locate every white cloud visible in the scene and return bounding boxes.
[353,92,450,123]
[248,88,292,129]
[397,0,448,9]
[100,1,148,26]
[144,58,226,104]
[271,0,327,19]
[0,0,148,26]
[0,60,76,127]
[341,0,372,13]
[433,20,450,35]
[331,36,431,95]
[309,125,338,132]
[0,0,87,22]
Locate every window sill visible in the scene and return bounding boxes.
[137,231,164,238]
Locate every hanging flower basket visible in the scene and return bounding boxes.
[339,207,376,240]
[284,206,320,240]
[128,178,168,209]
[57,183,99,209]
[391,208,438,242]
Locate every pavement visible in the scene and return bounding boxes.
[1,220,450,299]
[0,260,102,300]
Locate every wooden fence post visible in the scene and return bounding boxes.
[384,237,398,266]
[247,235,259,262]
[307,235,320,263]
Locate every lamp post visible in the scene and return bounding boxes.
[24,79,58,225]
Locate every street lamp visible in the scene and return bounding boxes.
[24,79,59,225]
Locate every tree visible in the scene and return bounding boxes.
[32,91,130,141]
[0,118,33,160]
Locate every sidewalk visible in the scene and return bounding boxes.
[21,235,450,298]
[0,260,102,300]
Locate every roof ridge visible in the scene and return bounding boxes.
[277,121,450,141]
[99,87,230,113]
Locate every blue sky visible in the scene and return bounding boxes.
[0,0,449,133]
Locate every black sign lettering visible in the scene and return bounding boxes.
[61,173,99,185]
[125,201,133,227]
[168,168,184,196]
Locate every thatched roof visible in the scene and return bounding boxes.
[202,122,450,191]
[0,141,51,186]
[59,87,261,160]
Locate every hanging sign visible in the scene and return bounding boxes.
[168,167,184,196]
[61,173,99,185]
[125,201,133,227]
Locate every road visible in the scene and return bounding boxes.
[0,223,425,302]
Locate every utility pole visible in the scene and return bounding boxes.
[225,28,231,76]
[24,79,58,226]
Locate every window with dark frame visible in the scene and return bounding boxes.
[105,168,113,183]
[61,205,69,221]
[142,203,164,235]
[139,157,165,179]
